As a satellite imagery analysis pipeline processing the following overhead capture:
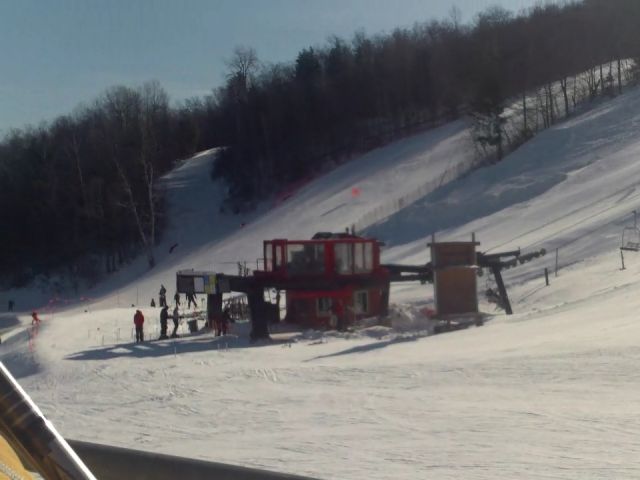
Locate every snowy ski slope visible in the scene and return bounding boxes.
[5,88,640,479]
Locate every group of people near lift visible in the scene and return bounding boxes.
[158,304,181,340]
[155,284,198,309]
[132,284,230,343]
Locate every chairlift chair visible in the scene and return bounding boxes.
[621,226,640,252]
[619,216,640,270]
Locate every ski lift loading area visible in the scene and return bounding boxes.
[176,232,547,340]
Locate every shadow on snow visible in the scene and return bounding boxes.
[366,89,640,248]
[305,333,428,362]
[66,333,292,361]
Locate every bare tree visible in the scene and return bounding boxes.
[449,5,463,31]
[225,46,259,97]
[138,80,170,268]
[100,86,158,269]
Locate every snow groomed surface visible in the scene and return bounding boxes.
[5,88,640,478]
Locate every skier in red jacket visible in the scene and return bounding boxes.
[133,310,145,343]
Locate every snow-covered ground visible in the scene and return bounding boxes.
[5,87,640,479]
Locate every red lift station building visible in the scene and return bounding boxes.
[255,233,391,329]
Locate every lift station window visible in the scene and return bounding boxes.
[364,242,373,271]
[193,276,205,293]
[287,243,325,274]
[354,290,369,314]
[317,297,332,316]
[354,242,374,273]
[264,242,273,271]
[335,241,374,274]
[334,242,354,274]
[275,244,285,268]
[354,243,365,272]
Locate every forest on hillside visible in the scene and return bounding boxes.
[1,0,639,287]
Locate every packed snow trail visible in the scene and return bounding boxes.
[62,120,476,312]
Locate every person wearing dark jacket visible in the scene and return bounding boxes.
[159,305,169,339]
[171,306,180,338]
[159,285,167,308]
[134,310,145,343]
[174,292,181,307]
[216,307,230,336]
[186,292,197,309]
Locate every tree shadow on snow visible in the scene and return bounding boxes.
[305,333,427,362]
[66,333,292,361]
[366,90,640,248]
[0,314,20,331]
[0,326,40,379]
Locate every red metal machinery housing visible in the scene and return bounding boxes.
[255,233,391,329]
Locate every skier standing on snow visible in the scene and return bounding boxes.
[216,306,230,336]
[31,311,41,326]
[186,292,197,309]
[134,310,145,343]
[159,285,167,308]
[174,291,181,307]
[159,305,169,340]
[171,306,180,338]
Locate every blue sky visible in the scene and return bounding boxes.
[0,0,542,135]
